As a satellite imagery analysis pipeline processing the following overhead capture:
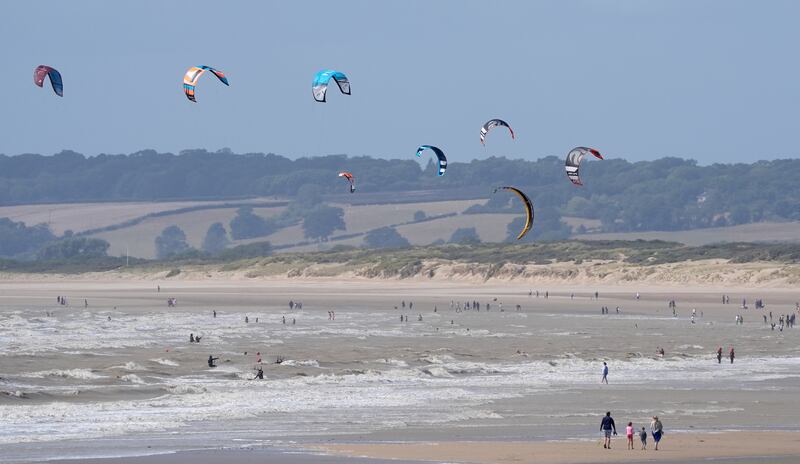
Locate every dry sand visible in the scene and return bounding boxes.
[316,431,800,463]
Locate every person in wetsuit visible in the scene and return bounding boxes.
[208,355,219,367]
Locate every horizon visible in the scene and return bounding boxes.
[3,1,800,164]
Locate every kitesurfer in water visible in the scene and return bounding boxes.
[208,355,219,368]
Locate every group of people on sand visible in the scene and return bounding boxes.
[765,312,796,331]
[601,411,664,451]
[599,306,619,315]
[447,299,516,313]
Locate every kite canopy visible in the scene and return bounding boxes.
[338,171,355,193]
[33,65,63,97]
[565,147,604,186]
[313,70,350,102]
[493,186,533,240]
[415,145,447,176]
[480,119,514,145]
[183,66,229,102]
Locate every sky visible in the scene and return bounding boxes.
[2,0,799,164]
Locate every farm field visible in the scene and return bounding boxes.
[3,198,799,259]
[82,198,501,258]
[574,221,800,246]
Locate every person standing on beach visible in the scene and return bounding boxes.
[600,411,617,449]
[639,426,648,450]
[729,347,735,364]
[626,422,634,450]
[601,362,609,384]
[717,347,723,364]
[650,416,663,450]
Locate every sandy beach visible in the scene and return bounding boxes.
[316,431,800,463]
[1,275,799,463]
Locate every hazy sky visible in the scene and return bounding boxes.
[2,1,799,164]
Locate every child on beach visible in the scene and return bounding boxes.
[626,422,634,450]
[639,427,647,450]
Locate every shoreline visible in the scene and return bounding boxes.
[39,431,800,464]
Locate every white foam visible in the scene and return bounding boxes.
[279,359,319,367]
[374,358,408,367]
[22,369,106,380]
[117,374,146,384]
[150,358,179,367]
[110,362,146,371]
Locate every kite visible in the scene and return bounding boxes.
[183,66,229,102]
[565,147,604,186]
[415,145,447,176]
[338,171,355,193]
[33,65,63,97]
[313,70,350,102]
[493,186,533,240]
[480,119,514,145]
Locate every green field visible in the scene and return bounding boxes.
[3,198,799,259]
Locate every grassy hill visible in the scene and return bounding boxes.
[2,197,799,259]
[80,197,515,258]
[574,221,800,246]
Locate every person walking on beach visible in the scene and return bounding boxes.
[601,362,609,384]
[729,347,735,364]
[626,422,634,450]
[600,411,617,449]
[717,347,723,364]
[650,416,663,450]
[639,426,648,450]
